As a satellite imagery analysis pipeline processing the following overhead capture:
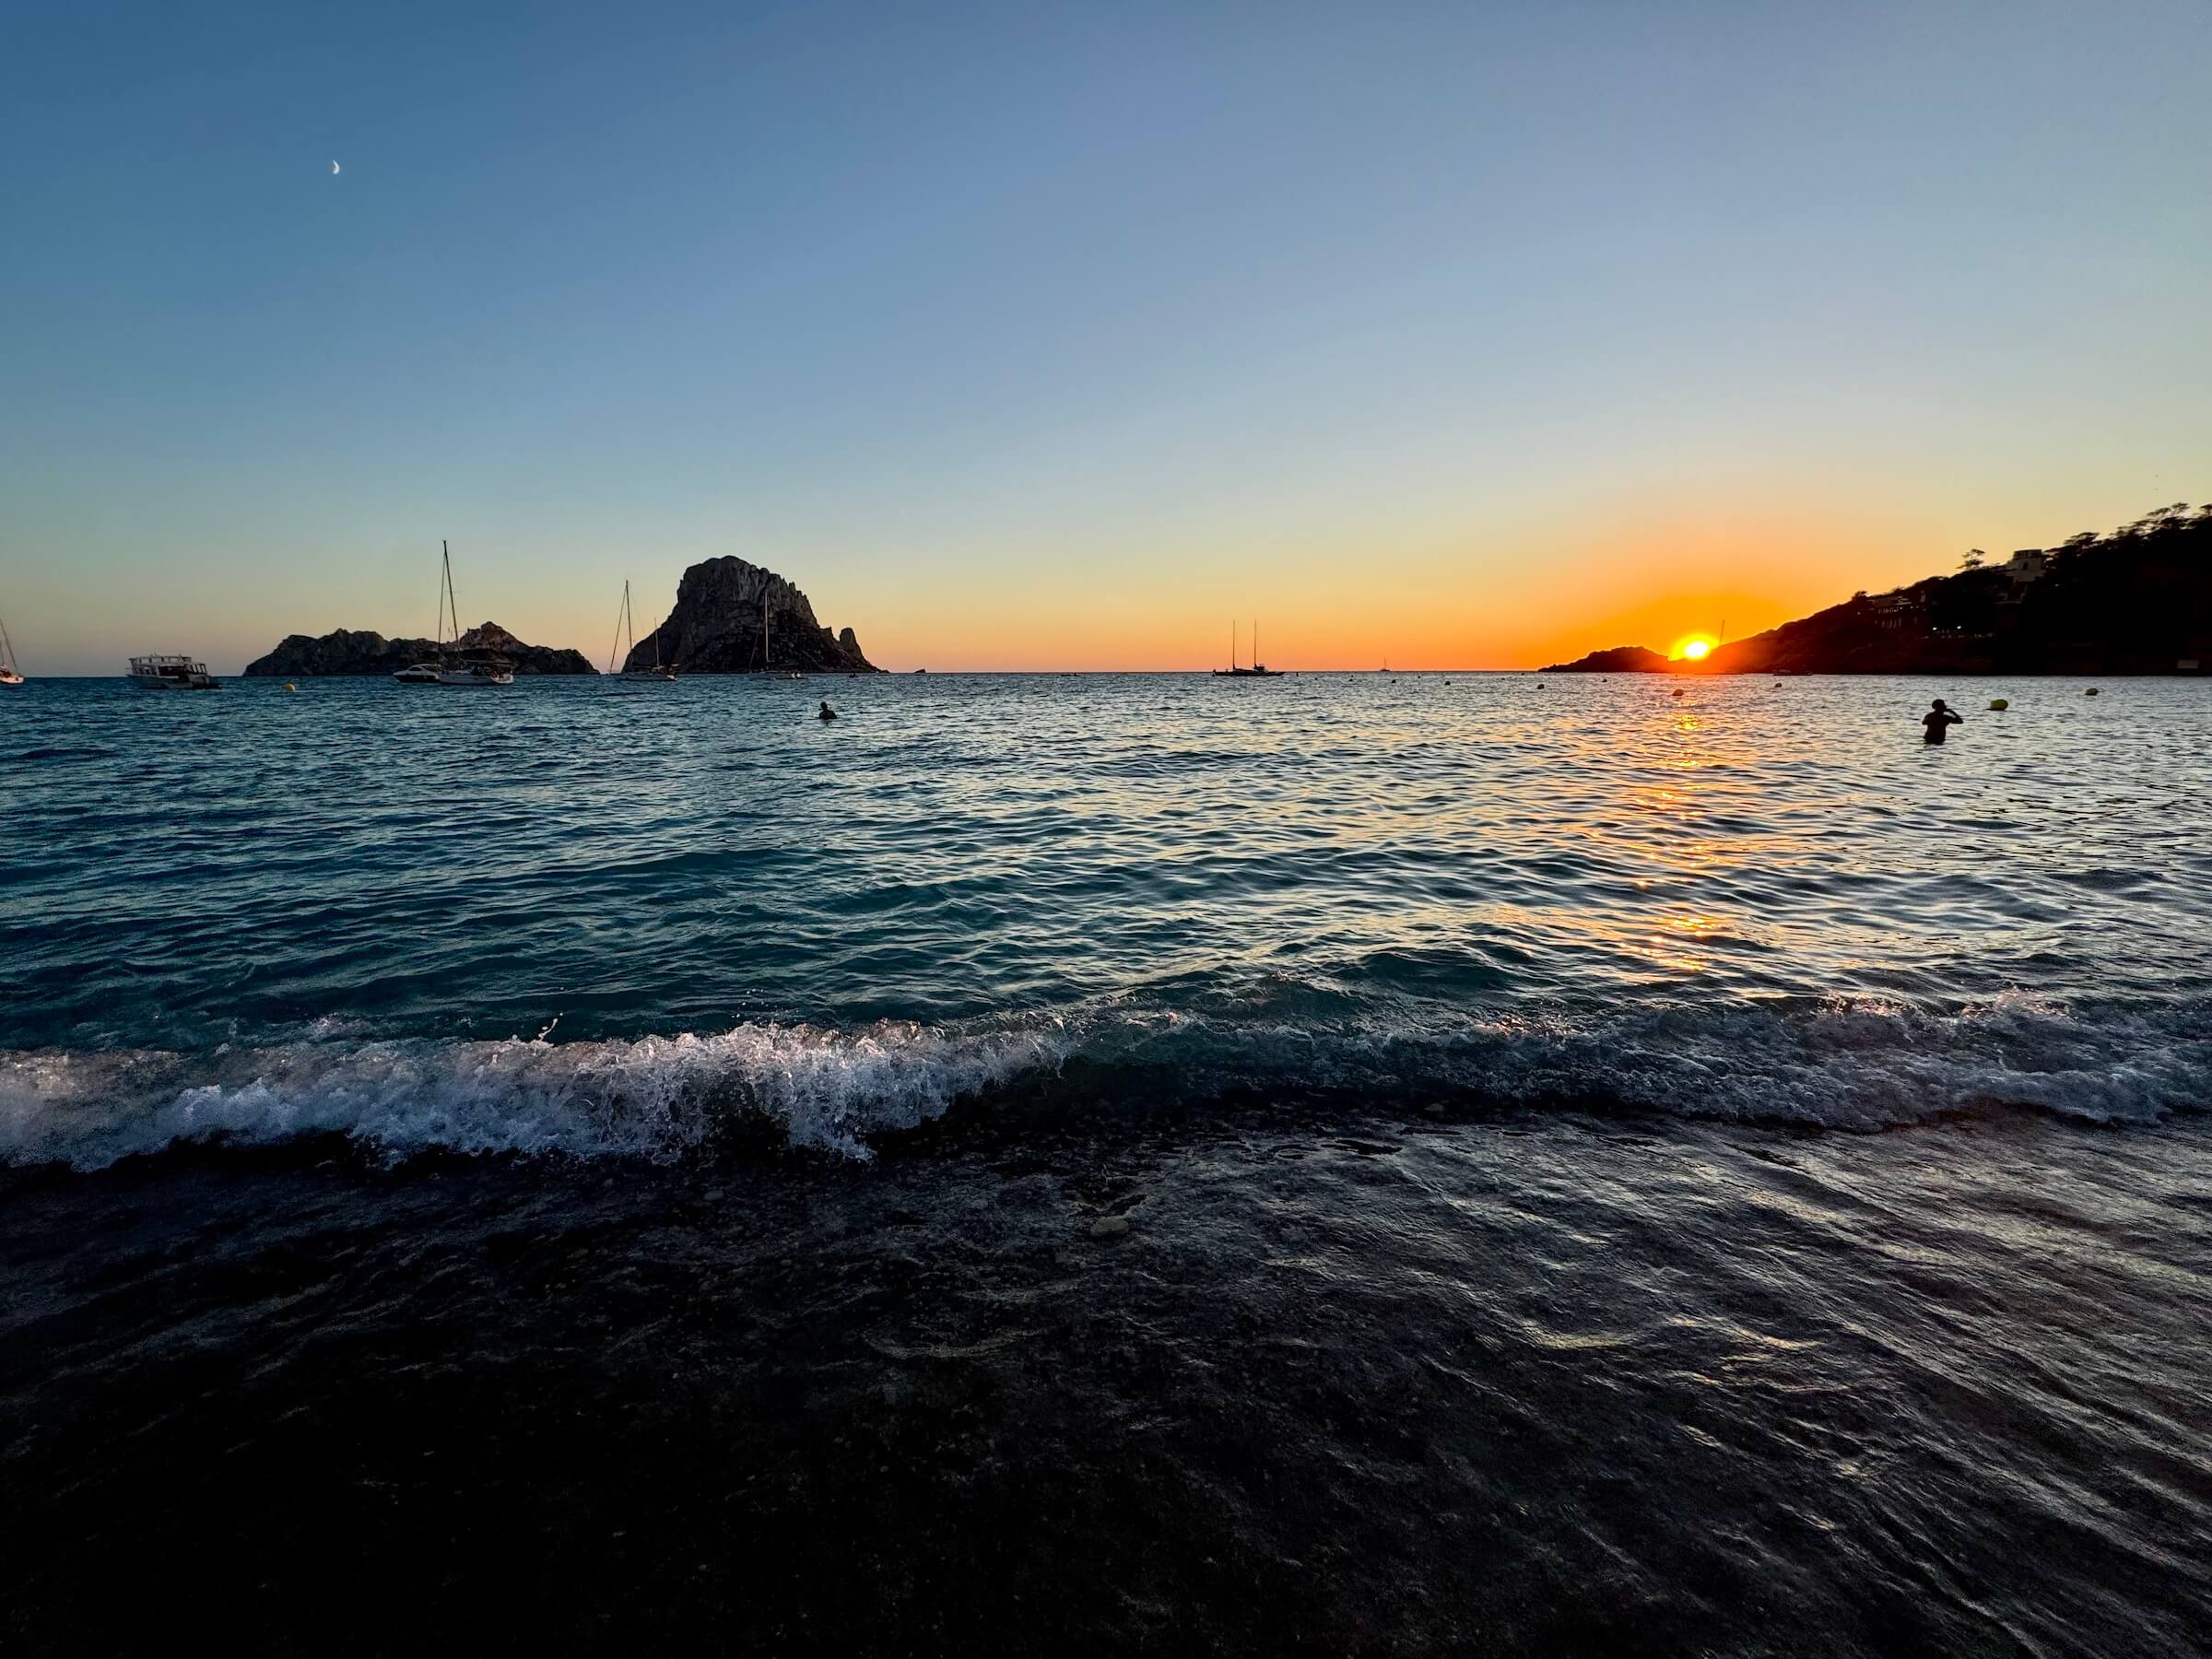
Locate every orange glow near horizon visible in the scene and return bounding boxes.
[843,504,1931,671]
[1673,636,1715,661]
[265,498,1956,677]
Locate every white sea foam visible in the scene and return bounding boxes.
[0,1021,1068,1170]
[0,994,2202,1171]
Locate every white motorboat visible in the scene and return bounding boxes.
[129,654,219,690]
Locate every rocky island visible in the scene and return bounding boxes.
[1545,502,2210,676]
[1542,645,1671,674]
[244,621,595,677]
[627,556,878,674]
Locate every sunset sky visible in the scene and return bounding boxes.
[5,1,2207,674]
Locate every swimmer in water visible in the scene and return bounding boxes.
[1922,698,1962,744]
[818,700,837,721]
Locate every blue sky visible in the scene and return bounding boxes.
[4,1,2208,672]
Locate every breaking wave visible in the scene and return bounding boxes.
[3,991,2206,1171]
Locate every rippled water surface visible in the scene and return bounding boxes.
[4,672,2209,1654]
[6,671,2210,1154]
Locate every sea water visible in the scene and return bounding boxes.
[3,672,2208,1653]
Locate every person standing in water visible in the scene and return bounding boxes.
[1922,699,1963,744]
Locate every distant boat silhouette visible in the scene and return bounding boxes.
[1211,619,1281,677]
[608,580,676,681]
[757,594,806,678]
[0,611,22,686]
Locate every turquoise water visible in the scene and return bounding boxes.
[6,672,2211,1653]
[4,672,2207,1160]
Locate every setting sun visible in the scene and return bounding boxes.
[1673,636,1715,661]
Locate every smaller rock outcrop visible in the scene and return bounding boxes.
[1541,645,1671,673]
[244,621,595,677]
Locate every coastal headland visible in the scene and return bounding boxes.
[1547,503,2210,676]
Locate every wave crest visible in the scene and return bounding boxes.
[0,1021,1067,1170]
[1,992,2204,1171]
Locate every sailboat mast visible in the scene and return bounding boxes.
[1254,619,1259,667]
[761,596,770,672]
[441,540,460,648]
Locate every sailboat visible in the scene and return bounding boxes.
[0,612,22,686]
[760,595,803,678]
[608,581,677,681]
[1210,619,1283,677]
[396,542,512,686]
[1211,621,1240,677]
[1246,619,1281,677]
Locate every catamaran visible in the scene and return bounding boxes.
[608,581,676,681]
[396,542,512,686]
[0,613,22,686]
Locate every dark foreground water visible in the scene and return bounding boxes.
[4,672,2209,1653]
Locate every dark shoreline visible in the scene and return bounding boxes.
[6,1106,2208,1657]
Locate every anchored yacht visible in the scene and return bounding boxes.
[396,542,513,686]
[129,654,219,690]
[608,580,676,681]
[1210,620,1283,677]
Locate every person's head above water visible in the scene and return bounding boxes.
[1931,699,1948,711]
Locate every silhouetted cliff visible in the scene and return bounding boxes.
[628,557,878,673]
[1557,503,2212,677]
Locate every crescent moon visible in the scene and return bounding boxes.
[331,159,341,175]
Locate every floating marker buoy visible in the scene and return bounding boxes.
[2086,688,2100,697]
[286,682,297,692]
[1671,688,1686,698]
[1988,698,2007,711]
